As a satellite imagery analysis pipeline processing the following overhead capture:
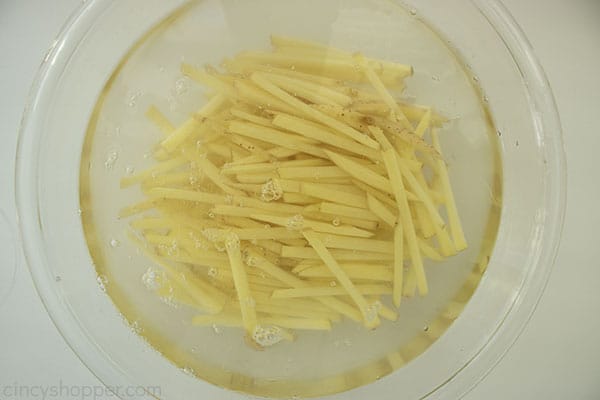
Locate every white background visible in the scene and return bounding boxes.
[1,1,598,399]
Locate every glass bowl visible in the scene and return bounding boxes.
[16,0,565,399]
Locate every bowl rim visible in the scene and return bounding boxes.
[15,0,566,399]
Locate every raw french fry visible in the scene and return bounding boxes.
[281,246,394,261]
[224,232,257,337]
[318,202,379,221]
[366,193,397,228]
[393,223,404,307]
[298,264,392,282]
[301,182,367,208]
[272,284,392,298]
[382,149,428,296]
[249,214,374,238]
[325,150,393,194]
[431,129,467,251]
[146,105,175,136]
[120,156,189,188]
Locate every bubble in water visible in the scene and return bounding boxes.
[130,320,143,334]
[76,209,82,216]
[286,215,304,231]
[142,267,161,291]
[207,210,216,219]
[329,281,337,287]
[182,366,195,376]
[207,267,218,278]
[97,275,108,292]
[212,324,221,334]
[125,166,135,175]
[365,301,382,325]
[409,8,417,16]
[127,91,142,107]
[261,179,283,202]
[104,150,119,170]
[332,218,341,227]
[252,325,285,347]
[109,238,121,248]
[174,78,189,95]
[472,76,480,83]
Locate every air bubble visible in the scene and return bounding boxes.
[97,275,108,292]
[207,267,218,278]
[125,166,135,175]
[130,320,143,334]
[127,91,142,107]
[332,218,341,227]
[104,150,119,170]
[252,325,284,347]
[110,238,121,248]
[182,367,195,376]
[76,209,82,216]
[212,324,221,334]
[409,8,417,16]
[142,267,161,291]
[286,215,304,231]
[329,281,337,287]
[174,78,189,95]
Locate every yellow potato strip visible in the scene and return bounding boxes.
[233,79,299,115]
[318,202,379,221]
[310,232,393,254]
[278,166,348,180]
[431,129,467,251]
[366,193,397,228]
[298,264,393,282]
[272,284,391,298]
[250,73,380,149]
[303,231,380,329]
[145,105,175,136]
[147,187,227,205]
[160,94,227,152]
[396,158,445,228]
[229,120,327,158]
[301,182,367,208]
[393,223,404,307]
[195,157,246,196]
[325,150,393,195]
[250,214,374,238]
[282,246,393,261]
[120,156,188,188]
[230,107,273,127]
[282,193,320,205]
[382,149,428,295]
[224,233,257,336]
[182,64,236,97]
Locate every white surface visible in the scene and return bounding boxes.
[1,1,598,399]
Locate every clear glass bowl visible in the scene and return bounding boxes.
[16,1,565,399]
